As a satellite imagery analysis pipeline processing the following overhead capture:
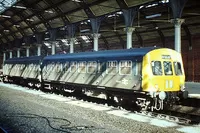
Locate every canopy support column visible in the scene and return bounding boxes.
[126,27,135,49]
[93,33,100,51]
[17,48,20,57]
[174,19,184,53]
[3,52,6,61]
[90,17,103,51]
[37,44,42,56]
[9,50,12,58]
[26,47,30,57]
[51,42,56,55]
[70,38,75,53]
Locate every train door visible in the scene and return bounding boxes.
[131,61,142,90]
[151,61,164,92]
[173,61,184,91]
[162,60,175,91]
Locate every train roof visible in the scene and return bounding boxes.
[43,47,159,63]
[4,56,43,64]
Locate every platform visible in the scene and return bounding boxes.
[185,82,200,99]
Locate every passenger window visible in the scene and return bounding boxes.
[70,62,77,73]
[46,63,52,72]
[78,62,86,73]
[119,61,132,75]
[55,63,62,72]
[87,61,97,74]
[106,61,118,74]
[63,62,69,72]
[28,64,34,70]
[20,64,25,70]
[163,61,173,75]
[49,63,55,71]
[174,62,183,75]
[151,61,162,75]
[16,64,20,70]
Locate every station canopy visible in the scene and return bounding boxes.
[0,0,199,54]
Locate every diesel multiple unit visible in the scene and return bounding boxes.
[2,47,188,111]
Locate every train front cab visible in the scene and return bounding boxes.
[142,48,188,110]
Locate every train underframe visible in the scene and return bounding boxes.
[41,80,188,111]
[2,76,188,111]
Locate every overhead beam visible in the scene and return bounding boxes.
[1,0,108,38]
[116,0,128,9]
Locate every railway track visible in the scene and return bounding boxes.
[135,111,193,125]
[47,87,200,125]
[5,83,200,126]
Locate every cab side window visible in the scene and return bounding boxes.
[151,61,162,75]
[174,62,183,75]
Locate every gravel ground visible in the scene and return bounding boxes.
[0,84,186,133]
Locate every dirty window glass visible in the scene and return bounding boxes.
[151,61,162,75]
[163,61,173,75]
[174,62,183,75]
[119,60,132,75]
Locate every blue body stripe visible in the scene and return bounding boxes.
[43,47,158,64]
[4,56,43,64]
[4,47,158,65]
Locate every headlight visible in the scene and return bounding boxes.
[159,91,166,100]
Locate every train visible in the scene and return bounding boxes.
[2,47,188,111]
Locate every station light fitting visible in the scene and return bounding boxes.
[80,29,90,33]
[116,11,123,15]
[161,0,169,3]
[26,18,34,22]
[44,10,54,14]
[4,30,9,32]
[61,39,68,43]
[12,5,27,9]
[44,38,49,40]
[13,24,20,27]
[146,13,161,19]
[72,0,82,3]
[0,15,11,18]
